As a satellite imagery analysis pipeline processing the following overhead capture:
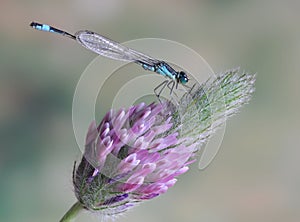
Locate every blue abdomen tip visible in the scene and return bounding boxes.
[41,24,51,32]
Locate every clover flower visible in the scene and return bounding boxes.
[74,102,196,213]
[60,68,255,222]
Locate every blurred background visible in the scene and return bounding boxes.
[0,0,299,221]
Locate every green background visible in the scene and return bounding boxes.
[0,0,299,221]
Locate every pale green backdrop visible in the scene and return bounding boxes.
[0,0,299,221]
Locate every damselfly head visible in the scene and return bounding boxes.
[178,71,189,84]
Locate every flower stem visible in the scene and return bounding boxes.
[60,201,84,222]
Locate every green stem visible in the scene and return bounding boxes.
[59,201,84,222]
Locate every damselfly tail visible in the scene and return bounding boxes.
[30,21,76,40]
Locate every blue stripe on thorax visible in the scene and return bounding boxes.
[142,64,155,72]
[155,62,176,80]
[141,62,177,80]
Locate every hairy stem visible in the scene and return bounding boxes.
[59,201,84,222]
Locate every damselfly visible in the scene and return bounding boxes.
[30,22,189,96]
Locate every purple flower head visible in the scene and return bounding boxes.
[69,68,255,220]
[73,102,197,215]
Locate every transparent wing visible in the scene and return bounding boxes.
[75,30,159,66]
